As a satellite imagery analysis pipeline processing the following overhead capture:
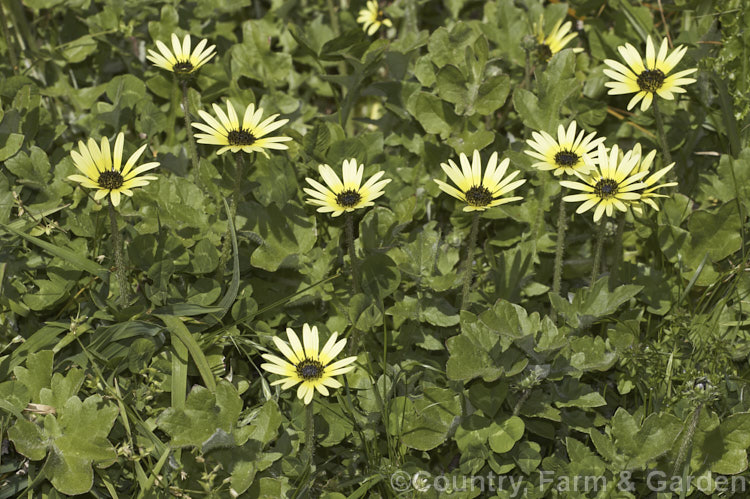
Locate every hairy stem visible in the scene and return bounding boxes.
[345,212,362,355]
[611,213,626,281]
[108,201,131,306]
[521,48,533,90]
[216,153,245,280]
[233,152,244,216]
[345,212,360,294]
[304,403,315,466]
[551,188,567,320]
[590,218,606,284]
[181,80,200,175]
[461,212,480,310]
[653,98,672,166]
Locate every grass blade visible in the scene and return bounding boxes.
[158,314,217,392]
[0,222,107,277]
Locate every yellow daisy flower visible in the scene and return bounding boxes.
[303,159,391,217]
[192,100,292,157]
[357,0,392,36]
[434,150,526,212]
[603,36,697,112]
[67,133,158,207]
[525,121,606,176]
[561,144,648,222]
[628,143,678,213]
[261,324,357,405]
[534,15,584,61]
[146,33,216,76]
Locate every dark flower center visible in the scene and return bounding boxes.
[554,150,579,167]
[537,43,553,62]
[336,189,362,208]
[98,170,124,190]
[465,186,493,207]
[172,61,195,74]
[296,359,324,380]
[594,178,619,199]
[227,129,257,146]
[637,69,666,93]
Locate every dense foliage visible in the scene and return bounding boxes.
[1,0,749,497]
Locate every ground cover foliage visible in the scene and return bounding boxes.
[0,0,749,497]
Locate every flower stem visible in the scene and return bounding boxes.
[304,403,315,466]
[326,0,340,34]
[521,48,533,90]
[0,0,18,72]
[345,212,360,294]
[513,389,531,417]
[345,213,363,355]
[107,201,131,306]
[612,213,626,281]
[461,212,480,310]
[652,98,672,166]
[233,152,244,217]
[551,188,567,320]
[180,80,200,175]
[590,218,606,284]
[216,153,244,279]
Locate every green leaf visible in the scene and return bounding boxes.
[692,412,750,475]
[241,400,282,446]
[467,380,507,418]
[474,74,510,115]
[47,395,119,495]
[9,394,119,495]
[0,132,23,161]
[13,350,54,402]
[513,51,579,132]
[4,146,51,185]
[230,20,293,86]
[554,379,607,409]
[454,413,492,452]
[349,293,384,331]
[566,437,607,476]
[39,368,85,410]
[106,74,147,110]
[246,202,317,272]
[388,387,460,451]
[427,23,480,69]
[157,382,243,449]
[0,380,29,414]
[436,65,468,108]
[61,36,98,63]
[7,417,47,460]
[513,440,541,474]
[360,253,401,301]
[488,416,524,454]
[199,198,240,330]
[606,408,682,470]
[550,277,642,328]
[686,202,743,269]
[610,0,653,41]
[568,336,617,372]
[446,311,502,382]
[406,91,458,138]
[190,238,220,274]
